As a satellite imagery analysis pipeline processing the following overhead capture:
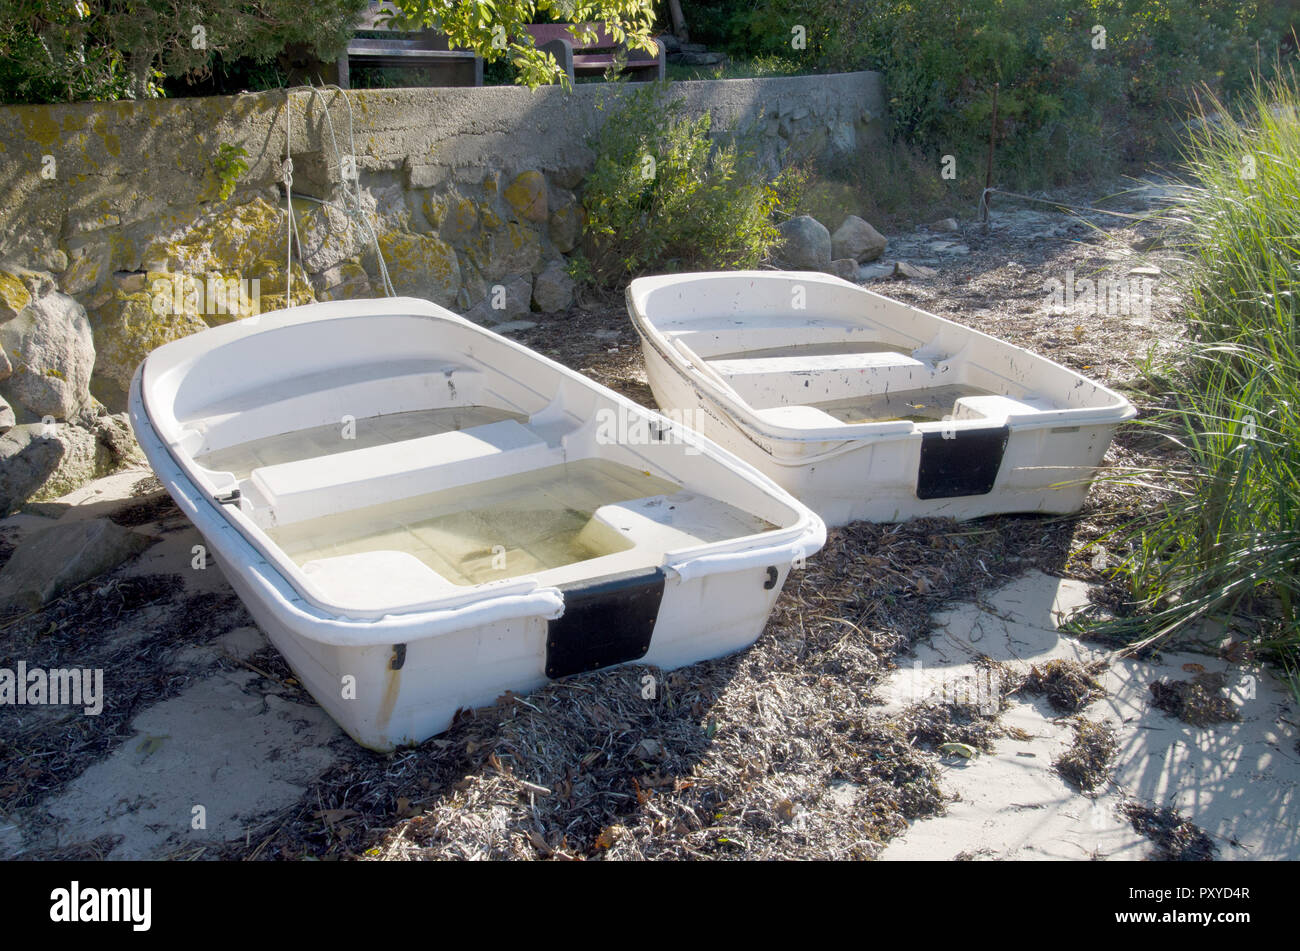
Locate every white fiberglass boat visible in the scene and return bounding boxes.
[129,298,824,750]
[627,271,1135,527]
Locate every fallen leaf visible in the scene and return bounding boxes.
[136,734,169,757]
[594,825,621,850]
[939,742,979,759]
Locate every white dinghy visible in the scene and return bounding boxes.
[627,271,1135,527]
[129,298,824,750]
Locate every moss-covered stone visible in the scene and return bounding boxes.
[549,202,583,255]
[503,170,548,223]
[0,271,32,321]
[59,242,112,296]
[438,196,480,246]
[91,289,209,397]
[141,197,289,277]
[311,260,372,302]
[464,221,542,282]
[369,231,461,307]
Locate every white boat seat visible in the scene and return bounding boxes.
[752,404,845,430]
[709,350,934,407]
[191,362,484,451]
[953,394,1060,421]
[299,550,461,614]
[249,419,558,525]
[670,322,907,358]
[539,492,775,587]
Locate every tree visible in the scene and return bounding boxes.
[386,0,657,87]
[0,0,369,103]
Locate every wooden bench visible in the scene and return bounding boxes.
[336,2,483,89]
[525,23,665,84]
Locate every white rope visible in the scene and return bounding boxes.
[978,186,1151,223]
[283,91,294,301]
[278,84,397,304]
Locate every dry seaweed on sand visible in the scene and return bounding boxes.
[107,491,183,528]
[0,570,252,815]
[1148,672,1240,727]
[130,475,165,497]
[1121,801,1217,861]
[1019,658,1107,713]
[223,516,1085,862]
[1054,717,1118,791]
[897,698,1007,754]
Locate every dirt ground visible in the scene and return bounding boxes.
[4,179,1294,861]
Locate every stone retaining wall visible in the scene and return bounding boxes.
[0,72,883,511]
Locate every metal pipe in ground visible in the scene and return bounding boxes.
[981,82,1000,225]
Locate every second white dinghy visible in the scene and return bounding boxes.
[129,298,825,750]
[627,271,1136,527]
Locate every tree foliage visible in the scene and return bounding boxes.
[386,0,657,88]
[0,0,370,103]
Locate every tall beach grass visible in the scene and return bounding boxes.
[1093,69,1300,680]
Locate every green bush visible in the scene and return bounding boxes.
[681,0,1297,188]
[575,82,782,286]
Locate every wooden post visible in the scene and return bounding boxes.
[981,82,999,224]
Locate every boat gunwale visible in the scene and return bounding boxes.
[625,271,1138,452]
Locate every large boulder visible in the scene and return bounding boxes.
[0,417,140,516]
[774,216,832,271]
[532,260,575,313]
[0,518,153,613]
[0,289,97,421]
[831,215,888,263]
[465,271,532,325]
[0,425,65,515]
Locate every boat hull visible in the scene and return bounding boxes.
[628,272,1136,527]
[129,298,823,750]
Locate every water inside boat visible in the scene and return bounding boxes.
[195,406,525,480]
[267,458,774,586]
[813,383,994,424]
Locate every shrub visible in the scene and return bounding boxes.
[685,0,1297,188]
[575,82,782,286]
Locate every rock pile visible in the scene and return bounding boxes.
[773,213,893,281]
[0,263,143,517]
